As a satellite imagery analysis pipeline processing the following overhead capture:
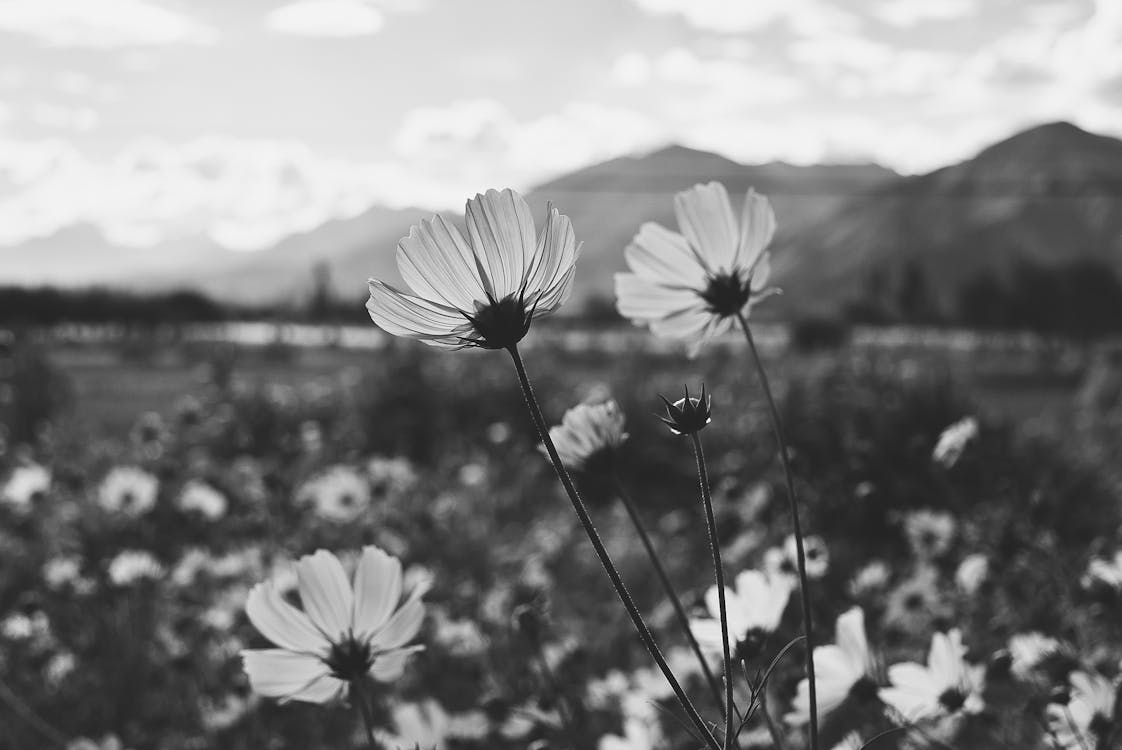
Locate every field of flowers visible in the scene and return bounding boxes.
[3,183,1122,750]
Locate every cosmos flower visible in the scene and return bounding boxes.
[879,629,984,722]
[903,509,956,560]
[787,607,878,725]
[366,188,580,350]
[849,560,891,597]
[598,716,663,750]
[1082,550,1122,591]
[1,463,50,509]
[67,736,130,750]
[767,533,830,580]
[1046,670,1118,749]
[544,399,628,473]
[107,550,164,586]
[932,417,978,468]
[831,733,865,750]
[1007,632,1062,680]
[658,385,712,435]
[615,182,778,355]
[690,569,791,662]
[98,467,158,517]
[954,553,989,595]
[241,546,426,704]
[177,480,228,520]
[882,564,950,634]
[297,465,371,523]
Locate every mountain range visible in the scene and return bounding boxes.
[3,121,1120,320]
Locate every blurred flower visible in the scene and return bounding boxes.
[367,188,580,350]
[691,569,791,662]
[598,715,663,750]
[954,554,989,595]
[904,510,956,560]
[883,565,949,633]
[300,420,323,454]
[230,457,267,504]
[432,612,488,657]
[615,182,778,356]
[178,480,227,520]
[879,629,984,721]
[297,465,370,523]
[367,455,418,495]
[658,385,711,436]
[831,733,865,750]
[67,736,130,750]
[130,412,167,459]
[376,700,488,750]
[458,462,487,487]
[932,417,978,468]
[98,467,158,517]
[849,560,891,597]
[241,546,426,703]
[1007,632,1061,680]
[43,555,82,590]
[782,534,829,580]
[200,693,253,732]
[45,650,76,686]
[1047,670,1118,749]
[1082,550,1122,591]
[787,607,878,725]
[1,463,50,509]
[108,550,163,586]
[544,398,628,473]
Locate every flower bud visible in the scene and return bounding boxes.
[658,384,712,436]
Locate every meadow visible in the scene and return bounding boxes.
[2,324,1122,750]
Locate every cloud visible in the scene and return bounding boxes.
[628,0,856,35]
[0,0,216,47]
[872,0,978,28]
[612,48,803,107]
[265,0,385,37]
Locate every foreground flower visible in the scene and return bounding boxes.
[98,466,158,517]
[690,569,791,662]
[615,182,777,355]
[879,629,984,722]
[241,546,425,703]
[787,607,878,725]
[544,399,628,473]
[367,188,579,350]
[1046,670,1118,749]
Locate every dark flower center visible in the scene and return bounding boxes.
[465,293,533,350]
[938,687,967,713]
[121,491,135,509]
[735,628,768,662]
[903,592,926,612]
[324,635,375,682]
[699,272,752,317]
[1090,713,1113,744]
[849,676,879,703]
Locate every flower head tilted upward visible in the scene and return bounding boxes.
[544,399,629,474]
[615,182,778,355]
[241,546,426,704]
[367,188,580,350]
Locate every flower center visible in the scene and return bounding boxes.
[464,293,533,349]
[324,635,375,682]
[699,272,752,317]
[849,676,880,703]
[938,687,967,713]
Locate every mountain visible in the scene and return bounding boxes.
[774,121,1122,318]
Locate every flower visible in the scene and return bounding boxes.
[297,465,371,523]
[883,564,950,634]
[849,560,891,597]
[690,569,791,662]
[107,550,164,586]
[375,700,488,750]
[241,546,426,704]
[932,417,978,468]
[615,182,778,355]
[367,455,418,495]
[787,607,878,725]
[1046,670,1118,749]
[831,733,865,750]
[904,509,955,560]
[67,736,130,750]
[1082,550,1122,591]
[43,556,82,590]
[1007,632,1062,680]
[879,629,984,721]
[178,480,227,520]
[598,715,663,750]
[98,467,158,517]
[366,188,580,350]
[658,384,712,436]
[544,399,628,473]
[1,463,50,509]
[775,534,829,580]
[954,553,988,595]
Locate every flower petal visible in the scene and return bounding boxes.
[369,647,419,682]
[397,215,489,311]
[246,582,327,653]
[615,273,704,323]
[366,279,473,345]
[834,607,868,673]
[296,550,354,641]
[465,188,536,299]
[737,189,776,271]
[371,594,425,651]
[674,182,739,273]
[241,648,331,701]
[525,205,578,305]
[285,674,347,704]
[625,222,708,287]
[352,546,403,639]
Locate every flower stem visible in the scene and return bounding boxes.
[350,678,380,750]
[0,676,67,748]
[735,312,819,750]
[507,345,720,750]
[611,472,726,716]
[690,432,736,749]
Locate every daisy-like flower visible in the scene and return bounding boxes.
[615,182,778,355]
[1007,632,1061,680]
[769,534,829,580]
[690,569,791,662]
[98,466,158,517]
[954,553,988,595]
[296,465,371,523]
[544,399,628,473]
[107,550,164,586]
[1046,670,1118,749]
[241,546,426,704]
[178,480,227,521]
[932,417,978,468]
[904,509,956,560]
[366,188,580,350]
[787,607,879,725]
[879,629,985,722]
[831,733,865,750]
[1082,550,1122,591]
[1,463,50,509]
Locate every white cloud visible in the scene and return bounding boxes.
[616,48,803,107]
[0,0,216,47]
[266,0,385,37]
[629,0,856,35]
[873,0,978,28]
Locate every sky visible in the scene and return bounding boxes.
[0,0,1119,252]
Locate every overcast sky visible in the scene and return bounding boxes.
[0,0,1118,251]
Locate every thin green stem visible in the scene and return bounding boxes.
[611,473,726,716]
[690,432,736,749]
[350,679,380,750]
[735,312,819,750]
[507,345,720,750]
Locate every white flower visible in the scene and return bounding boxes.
[67,736,129,750]
[367,188,580,350]
[690,569,791,661]
[375,700,488,749]
[45,650,76,685]
[178,480,227,520]
[954,553,988,595]
[904,509,955,560]
[787,607,877,725]
[544,399,628,472]
[241,546,426,704]
[1083,550,1122,590]
[297,465,371,523]
[367,455,418,495]
[831,733,865,750]
[879,629,984,722]
[108,550,163,586]
[1046,670,1118,749]
[1,463,50,509]
[43,556,82,590]
[932,417,978,468]
[1007,632,1061,680]
[598,715,663,750]
[849,560,891,597]
[98,467,158,517]
[615,182,778,355]
[783,534,829,580]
